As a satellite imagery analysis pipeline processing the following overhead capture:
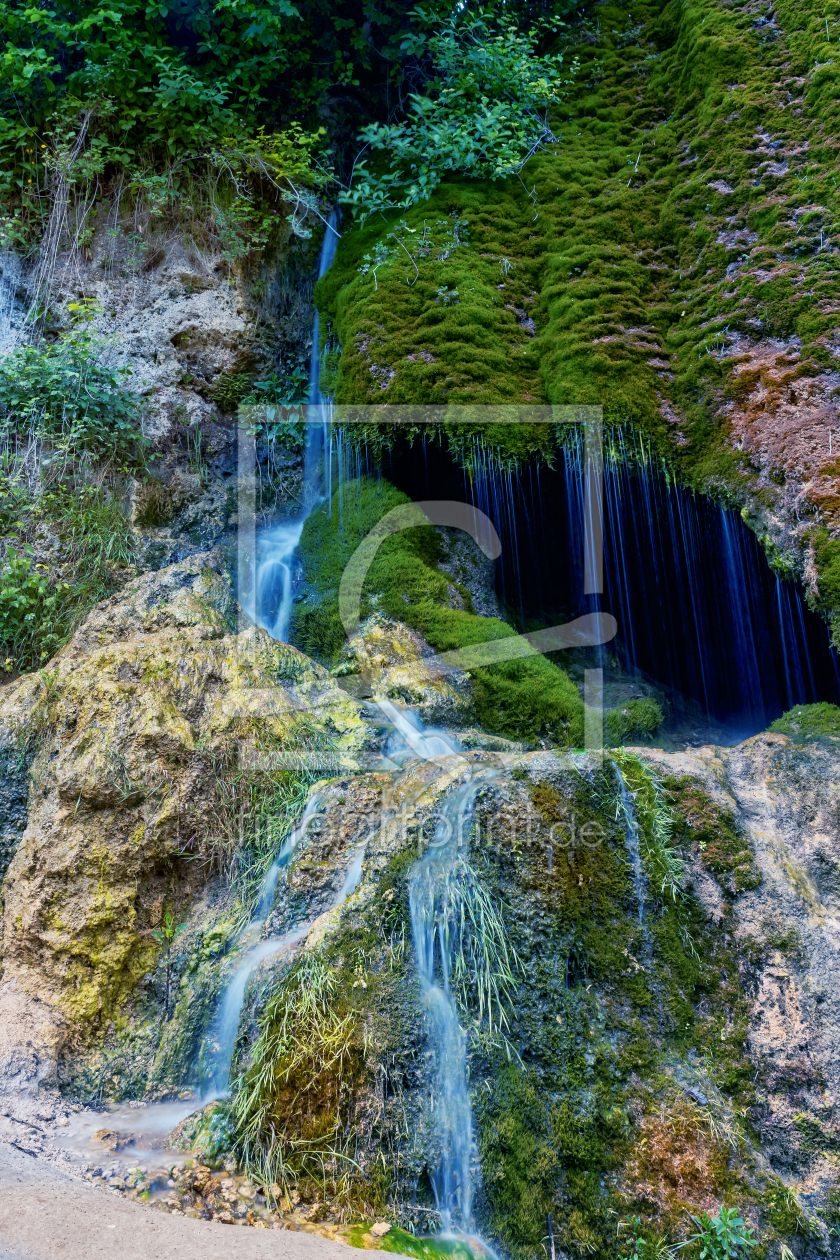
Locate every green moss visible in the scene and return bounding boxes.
[667,775,762,895]
[769,703,840,743]
[810,531,840,629]
[313,0,840,647]
[475,1062,619,1260]
[352,1226,475,1260]
[764,1179,818,1238]
[294,476,584,745]
[605,697,663,745]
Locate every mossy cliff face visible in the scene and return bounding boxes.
[0,551,369,1101]
[227,731,840,1256]
[320,0,840,638]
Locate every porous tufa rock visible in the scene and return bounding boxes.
[0,551,372,1101]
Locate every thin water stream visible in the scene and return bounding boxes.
[408,770,494,1234]
[613,763,650,956]
[208,788,326,1092]
[253,209,339,645]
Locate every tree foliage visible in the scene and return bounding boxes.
[343,7,579,218]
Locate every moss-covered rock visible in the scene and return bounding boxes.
[294,475,585,747]
[320,0,840,637]
[0,550,373,1098]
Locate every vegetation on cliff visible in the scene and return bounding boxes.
[1,1,839,1258]
[317,0,840,637]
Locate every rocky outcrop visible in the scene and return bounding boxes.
[644,734,840,1217]
[335,616,475,725]
[0,552,370,1105]
[1,562,839,1253]
[212,730,839,1252]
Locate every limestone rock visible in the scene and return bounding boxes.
[0,551,371,1101]
[335,617,474,727]
[642,733,840,1201]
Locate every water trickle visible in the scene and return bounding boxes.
[408,770,495,1233]
[212,925,311,1090]
[613,763,649,954]
[207,787,369,1094]
[253,518,307,645]
[251,788,324,926]
[253,210,339,642]
[377,697,461,761]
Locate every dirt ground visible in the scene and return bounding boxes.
[0,1143,379,1260]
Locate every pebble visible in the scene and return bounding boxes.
[81,1153,388,1248]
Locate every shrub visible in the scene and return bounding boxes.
[684,1207,757,1259]
[0,483,134,674]
[343,9,579,219]
[0,546,68,669]
[0,328,143,460]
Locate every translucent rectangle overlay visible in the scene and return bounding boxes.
[236,404,609,760]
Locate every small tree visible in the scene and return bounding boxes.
[152,908,189,1024]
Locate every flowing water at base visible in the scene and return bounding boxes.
[408,765,496,1235]
[49,1097,206,1169]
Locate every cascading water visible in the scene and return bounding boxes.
[207,788,331,1092]
[387,430,840,737]
[408,769,495,1235]
[377,699,494,1241]
[253,210,339,643]
[378,697,461,761]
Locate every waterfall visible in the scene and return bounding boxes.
[253,210,340,643]
[408,773,492,1233]
[385,430,840,737]
[613,763,649,955]
[303,206,340,512]
[382,698,495,1241]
